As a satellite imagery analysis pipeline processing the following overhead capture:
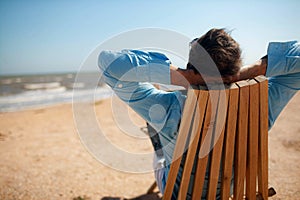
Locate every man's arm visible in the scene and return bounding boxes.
[232,41,300,129]
[98,50,185,149]
[170,57,268,88]
[229,41,300,83]
[232,57,268,82]
[99,49,261,89]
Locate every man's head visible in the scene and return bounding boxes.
[187,28,242,77]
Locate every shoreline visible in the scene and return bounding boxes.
[0,87,113,113]
[0,97,111,114]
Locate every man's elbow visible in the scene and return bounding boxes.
[98,50,133,81]
[98,50,111,72]
[98,50,125,78]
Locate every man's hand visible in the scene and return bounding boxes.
[170,65,208,88]
[170,65,191,89]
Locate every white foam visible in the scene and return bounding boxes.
[0,86,113,112]
[15,78,22,83]
[24,82,61,90]
[71,82,85,89]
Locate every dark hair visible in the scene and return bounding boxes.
[188,28,242,77]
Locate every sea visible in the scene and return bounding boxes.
[0,72,113,112]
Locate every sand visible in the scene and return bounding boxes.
[0,92,299,200]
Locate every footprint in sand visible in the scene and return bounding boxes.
[282,140,300,152]
[0,132,6,141]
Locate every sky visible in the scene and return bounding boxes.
[0,0,299,75]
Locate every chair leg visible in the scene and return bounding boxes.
[147,181,157,194]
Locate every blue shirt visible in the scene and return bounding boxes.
[98,41,300,197]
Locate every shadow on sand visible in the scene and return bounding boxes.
[101,192,162,200]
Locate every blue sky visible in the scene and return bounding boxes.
[0,0,299,75]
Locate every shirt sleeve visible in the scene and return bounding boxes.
[266,41,300,77]
[98,49,171,85]
[98,49,185,159]
[265,41,300,129]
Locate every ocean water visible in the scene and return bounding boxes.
[0,72,113,112]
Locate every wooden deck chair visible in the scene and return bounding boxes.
[160,76,275,200]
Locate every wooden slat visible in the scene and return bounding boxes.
[221,84,239,200]
[234,81,250,200]
[163,88,199,200]
[178,90,209,199]
[255,76,269,199]
[191,90,219,199]
[207,89,229,199]
[246,80,259,199]
[198,89,221,159]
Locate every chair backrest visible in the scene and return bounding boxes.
[163,76,269,200]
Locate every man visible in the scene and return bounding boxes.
[98,28,300,199]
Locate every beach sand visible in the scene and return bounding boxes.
[0,92,299,200]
